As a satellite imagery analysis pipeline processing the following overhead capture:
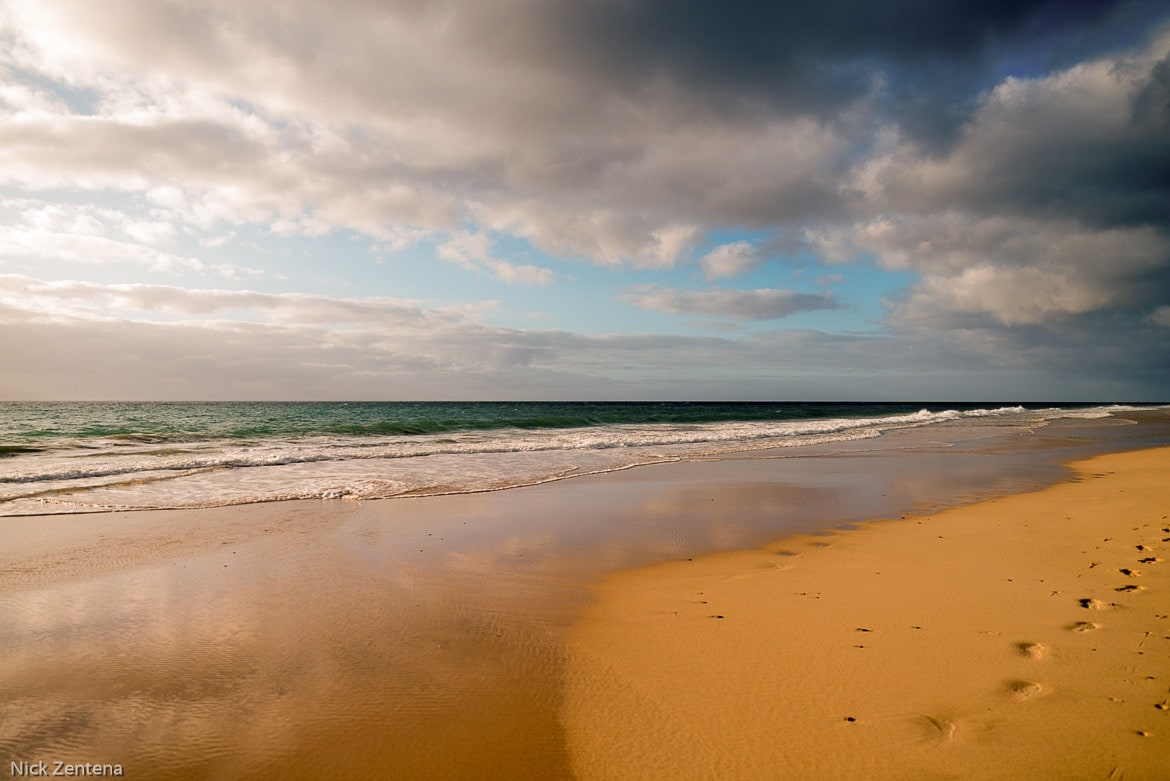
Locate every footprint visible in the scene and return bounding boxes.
[1080,598,1113,610]
[1115,584,1145,593]
[1119,568,1141,577]
[1138,557,1161,564]
[917,714,957,743]
[1017,641,1051,660]
[1067,621,1101,632]
[1006,680,1048,700]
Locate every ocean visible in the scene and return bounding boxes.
[0,401,1159,516]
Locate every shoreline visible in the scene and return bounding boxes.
[562,446,1170,780]
[5,404,1166,520]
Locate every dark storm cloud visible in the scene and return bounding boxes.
[485,0,1158,132]
[878,50,1170,230]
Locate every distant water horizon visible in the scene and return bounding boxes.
[1,401,1165,517]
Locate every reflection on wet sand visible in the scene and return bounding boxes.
[2,414,1168,778]
[2,508,577,779]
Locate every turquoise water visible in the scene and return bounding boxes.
[0,401,1155,515]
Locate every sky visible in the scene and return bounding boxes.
[1,0,1169,401]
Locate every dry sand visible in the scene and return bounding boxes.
[563,447,1170,780]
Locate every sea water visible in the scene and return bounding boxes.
[0,401,1156,516]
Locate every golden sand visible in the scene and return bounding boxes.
[563,447,1170,780]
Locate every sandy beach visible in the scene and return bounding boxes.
[563,447,1170,780]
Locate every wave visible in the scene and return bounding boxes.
[2,400,1073,445]
[1,405,1034,487]
[0,445,46,457]
[1039,404,1152,419]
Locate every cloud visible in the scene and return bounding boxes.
[906,265,1132,327]
[0,274,748,398]
[0,274,439,326]
[854,34,1170,228]
[462,1,1150,129]
[6,0,1163,270]
[1,274,1165,400]
[0,198,264,279]
[621,286,840,320]
[4,198,178,245]
[0,0,847,266]
[700,242,760,280]
[436,230,553,286]
[809,214,1170,325]
[474,202,704,268]
[808,31,1170,340]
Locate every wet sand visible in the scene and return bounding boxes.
[0,499,577,779]
[1,414,1168,778]
[564,447,1170,780]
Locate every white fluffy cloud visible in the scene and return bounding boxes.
[700,242,760,280]
[436,231,553,286]
[809,215,1170,325]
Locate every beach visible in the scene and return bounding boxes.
[7,0,1170,776]
[564,447,1170,780]
[2,408,1169,778]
